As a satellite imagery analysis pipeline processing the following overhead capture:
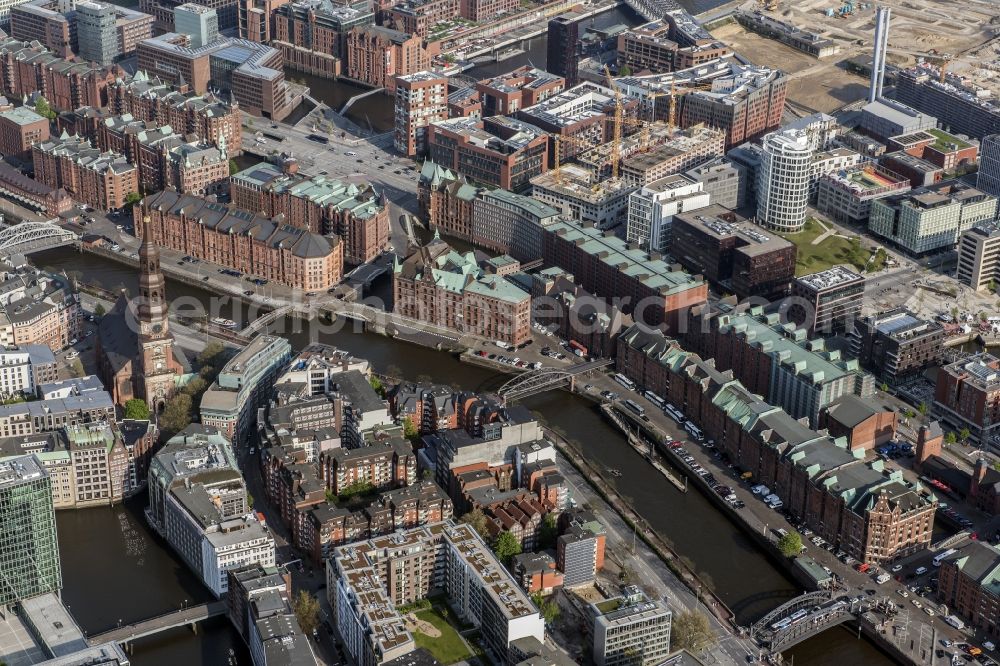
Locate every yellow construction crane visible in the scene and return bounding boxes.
[552,133,601,185]
[604,65,624,180]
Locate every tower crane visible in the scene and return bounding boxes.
[603,65,624,181]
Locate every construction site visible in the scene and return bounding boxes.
[707,0,1000,115]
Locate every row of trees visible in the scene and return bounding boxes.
[158,342,229,439]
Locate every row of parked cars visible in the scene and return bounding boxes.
[669,441,745,509]
[750,484,784,510]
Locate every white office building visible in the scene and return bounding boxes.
[625,174,711,252]
[756,129,813,232]
[591,587,672,666]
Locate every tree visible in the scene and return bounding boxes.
[197,342,226,368]
[879,382,889,393]
[229,158,239,175]
[123,398,150,421]
[292,590,321,637]
[460,508,489,539]
[960,427,971,443]
[69,358,84,378]
[124,192,142,206]
[917,402,929,417]
[671,611,713,653]
[538,512,559,550]
[182,376,208,398]
[531,592,560,624]
[247,493,254,510]
[93,303,106,318]
[619,64,632,76]
[402,416,419,442]
[777,530,803,558]
[945,431,958,445]
[493,530,521,564]
[369,374,385,397]
[34,97,56,120]
[160,393,193,438]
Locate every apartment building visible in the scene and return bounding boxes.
[273,344,370,397]
[0,345,57,398]
[344,25,438,93]
[624,174,710,253]
[231,162,389,264]
[147,425,275,597]
[869,181,997,256]
[272,0,373,77]
[590,589,672,666]
[619,124,725,186]
[756,128,812,232]
[137,33,292,120]
[895,66,1000,140]
[0,37,123,113]
[935,353,1000,445]
[9,0,75,57]
[556,508,605,587]
[385,0,455,37]
[0,273,82,351]
[428,116,548,191]
[139,189,344,291]
[471,187,560,262]
[475,66,564,117]
[682,156,746,209]
[328,521,544,666]
[393,236,531,345]
[318,435,415,495]
[200,335,292,447]
[546,11,583,86]
[0,385,114,439]
[394,71,448,157]
[542,218,707,330]
[848,309,945,385]
[670,205,796,299]
[676,63,786,149]
[815,164,911,224]
[684,301,873,427]
[958,220,1000,292]
[458,0,516,21]
[227,565,316,666]
[140,0,239,32]
[618,323,936,564]
[791,266,866,336]
[0,107,49,161]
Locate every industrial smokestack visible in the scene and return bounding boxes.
[869,7,891,103]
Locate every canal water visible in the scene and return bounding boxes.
[36,247,894,665]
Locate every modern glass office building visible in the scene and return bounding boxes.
[0,455,61,606]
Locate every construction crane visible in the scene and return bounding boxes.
[604,65,624,181]
[552,133,602,185]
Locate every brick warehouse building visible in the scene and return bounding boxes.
[230,162,389,265]
[541,219,707,330]
[33,135,138,211]
[616,324,937,565]
[394,236,532,346]
[343,25,438,93]
[137,189,344,291]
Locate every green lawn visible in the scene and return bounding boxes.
[777,218,871,276]
[411,608,472,665]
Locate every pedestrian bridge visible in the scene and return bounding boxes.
[497,359,614,402]
[87,600,227,645]
[747,591,861,653]
[0,220,77,256]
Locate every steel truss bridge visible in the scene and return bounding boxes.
[497,359,613,402]
[0,221,77,256]
[747,591,865,653]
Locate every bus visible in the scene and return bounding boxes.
[307,133,330,144]
[623,399,646,419]
[643,390,666,410]
[685,421,704,441]
[664,403,684,423]
[614,373,636,391]
[933,548,957,567]
[260,130,285,142]
[568,340,588,357]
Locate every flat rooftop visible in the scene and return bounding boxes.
[0,455,46,489]
[796,266,864,292]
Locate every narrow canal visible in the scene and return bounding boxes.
[37,247,894,665]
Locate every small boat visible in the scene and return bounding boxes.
[211,317,237,329]
[607,468,622,477]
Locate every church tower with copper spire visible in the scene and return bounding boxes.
[136,215,180,410]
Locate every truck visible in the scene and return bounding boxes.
[945,615,965,630]
[875,572,891,584]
